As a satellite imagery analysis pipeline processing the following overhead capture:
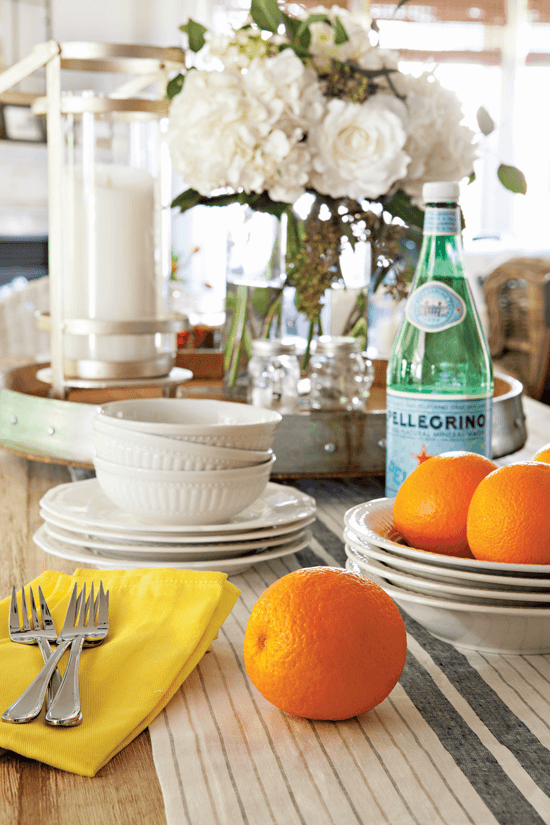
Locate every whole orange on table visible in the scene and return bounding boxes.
[467,461,550,564]
[392,451,498,557]
[243,567,407,721]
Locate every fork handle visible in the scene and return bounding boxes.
[2,640,72,724]
[37,638,62,708]
[45,637,85,727]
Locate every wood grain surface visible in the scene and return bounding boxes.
[0,450,166,825]
[0,387,548,824]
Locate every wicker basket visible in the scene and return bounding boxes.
[483,256,550,399]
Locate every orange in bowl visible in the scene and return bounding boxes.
[243,567,407,721]
[532,443,550,464]
[392,451,498,557]
[467,461,550,564]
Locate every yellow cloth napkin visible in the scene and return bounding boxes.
[0,568,240,776]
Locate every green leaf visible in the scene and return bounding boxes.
[498,164,527,195]
[166,73,185,100]
[180,20,207,52]
[251,0,285,32]
[333,17,349,45]
[171,188,203,212]
[383,189,424,230]
[476,105,494,136]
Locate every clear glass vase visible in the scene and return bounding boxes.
[223,206,287,395]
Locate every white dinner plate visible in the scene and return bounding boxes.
[43,521,311,560]
[345,497,550,577]
[345,560,550,655]
[343,529,550,591]
[40,479,316,535]
[39,508,316,545]
[33,523,312,576]
[345,546,550,605]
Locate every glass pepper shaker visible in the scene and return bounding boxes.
[247,339,276,408]
[271,341,300,414]
[307,335,373,412]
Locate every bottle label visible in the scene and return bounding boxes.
[385,391,493,497]
[423,207,461,235]
[406,282,466,332]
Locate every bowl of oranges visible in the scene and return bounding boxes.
[345,448,550,654]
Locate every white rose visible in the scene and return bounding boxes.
[296,4,400,79]
[393,72,477,204]
[308,97,410,200]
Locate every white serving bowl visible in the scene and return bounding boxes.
[93,454,276,526]
[93,416,273,471]
[345,561,550,654]
[346,546,550,606]
[344,497,550,578]
[97,398,282,451]
[344,528,550,592]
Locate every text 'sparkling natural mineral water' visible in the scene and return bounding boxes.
[385,181,493,497]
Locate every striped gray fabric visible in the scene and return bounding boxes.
[149,478,550,825]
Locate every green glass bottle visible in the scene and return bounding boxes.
[385,181,493,497]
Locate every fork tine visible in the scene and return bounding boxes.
[77,584,92,631]
[20,588,31,632]
[8,587,19,636]
[95,583,109,630]
[37,586,55,634]
[28,588,40,632]
[59,584,81,638]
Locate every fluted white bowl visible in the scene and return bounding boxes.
[97,398,282,452]
[93,416,273,471]
[93,454,276,526]
[346,561,550,654]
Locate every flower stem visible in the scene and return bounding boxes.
[225,284,249,386]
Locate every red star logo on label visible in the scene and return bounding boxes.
[412,444,435,465]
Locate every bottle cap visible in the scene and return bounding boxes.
[422,181,460,203]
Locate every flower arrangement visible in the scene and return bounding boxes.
[167,0,525,375]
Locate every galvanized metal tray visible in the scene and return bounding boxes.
[0,361,527,478]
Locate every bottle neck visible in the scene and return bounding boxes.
[423,201,461,237]
[414,202,466,282]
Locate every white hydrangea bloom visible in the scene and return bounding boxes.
[167,50,324,202]
[393,72,477,205]
[308,97,410,200]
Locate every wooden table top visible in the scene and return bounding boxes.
[0,389,548,825]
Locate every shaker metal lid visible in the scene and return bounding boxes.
[250,338,282,356]
[314,336,360,354]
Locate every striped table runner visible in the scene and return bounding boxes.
[149,478,550,825]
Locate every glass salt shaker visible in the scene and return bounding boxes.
[247,339,277,408]
[308,335,373,412]
[271,341,300,414]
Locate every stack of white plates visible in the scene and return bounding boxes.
[34,479,316,577]
[344,497,550,654]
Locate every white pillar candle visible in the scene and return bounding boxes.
[63,163,158,363]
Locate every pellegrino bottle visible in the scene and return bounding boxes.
[385,181,493,497]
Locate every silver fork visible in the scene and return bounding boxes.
[8,586,62,708]
[45,581,109,727]
[2,582,108,725]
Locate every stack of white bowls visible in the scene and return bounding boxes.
[93,398,282,527]
[344,497,550,654]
